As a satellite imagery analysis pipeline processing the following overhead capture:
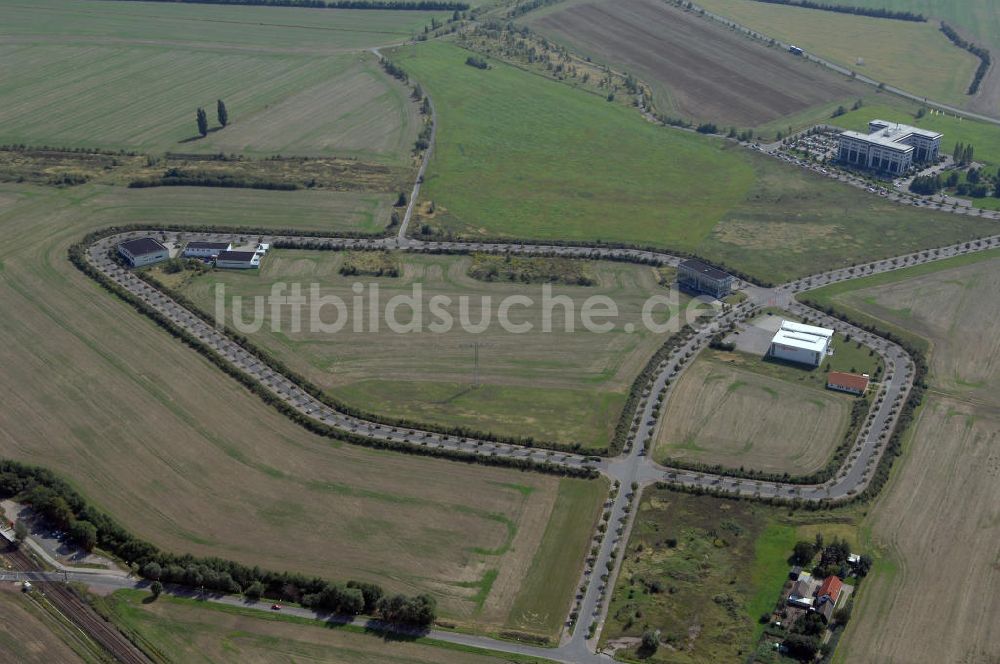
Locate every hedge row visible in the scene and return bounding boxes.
[745,0,925,22]
[940,23,992,95]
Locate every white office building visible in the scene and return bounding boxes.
[183,241,232,258]
[215,250,262,269]
[767,320,834,367]
[837,120,942,175]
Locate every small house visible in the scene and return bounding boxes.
[827,371,870,395]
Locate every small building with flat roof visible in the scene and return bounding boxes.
[118,237,169,267]
[183,241,231,259]
[767,320,834,367]
[215,250,261,269]
[677,259,735,299]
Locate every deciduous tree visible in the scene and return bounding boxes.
[197,107,208,137]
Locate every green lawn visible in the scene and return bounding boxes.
[393,41,755,250]
[390,41,992,282]
[695,0,980,107]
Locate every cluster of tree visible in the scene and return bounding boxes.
[464,55,489,70]
[130,168,298,190]
[952,141,975,165]
[506,0,561,19]
[414,121,432,153]
[954,167,996,198]
[940,23,992,95]
[108,0,468,9]
[726,127,755,142]
[696,123,718,134]
[708,332,736,351]
[0,459,441,626]
[196,100,229,137]
[909,173,942,195]
[746,0,925,22]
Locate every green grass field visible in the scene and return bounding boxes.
[0,183,602,632]
[179,249,683,448]
[97,590,558,664]
[391,41,992,282]
[695,0,980,107]
[0,0,425,160]
[819,0,1000,58]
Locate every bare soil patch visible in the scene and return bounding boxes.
[529,0,860,126]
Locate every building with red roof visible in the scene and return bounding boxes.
[827,371,870,395]
[817,575,844,605]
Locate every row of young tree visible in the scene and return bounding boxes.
[940,23,992,96]
[746,0,925,22]
[0,460,437,627]
[196,100,230,138]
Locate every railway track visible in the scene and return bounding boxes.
[2,545,151,664]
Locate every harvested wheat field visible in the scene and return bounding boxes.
[822,255,1000,664]
[654,355,851,475]
[527,0,861,126]
[0,184,602,635]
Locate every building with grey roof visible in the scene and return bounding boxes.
[837,119,942,175]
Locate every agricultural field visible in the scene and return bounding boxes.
[0,184,604,635]
[601,490,859,663]
[178,250,684,449]
[1,0,447,52]
[0,0,426,161]
[817,0,1000,115]
[654,353,853,476]
[526,0,863,128]
[806,253,1000,663]
[392,41,992,282]
[98,590,557,664]
[0,588,88,664]
[694,0,980,108]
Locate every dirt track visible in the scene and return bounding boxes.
[530,0,860,126]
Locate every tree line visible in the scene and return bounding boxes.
[106,0,469,9]
[940,23,992,95]
[745,0,925,22]
[129,168,299,190]
[0,459,440,625]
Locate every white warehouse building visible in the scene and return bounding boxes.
[837,120,942,175]
[767,320,834,367]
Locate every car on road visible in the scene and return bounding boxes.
[271,604,282,611]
